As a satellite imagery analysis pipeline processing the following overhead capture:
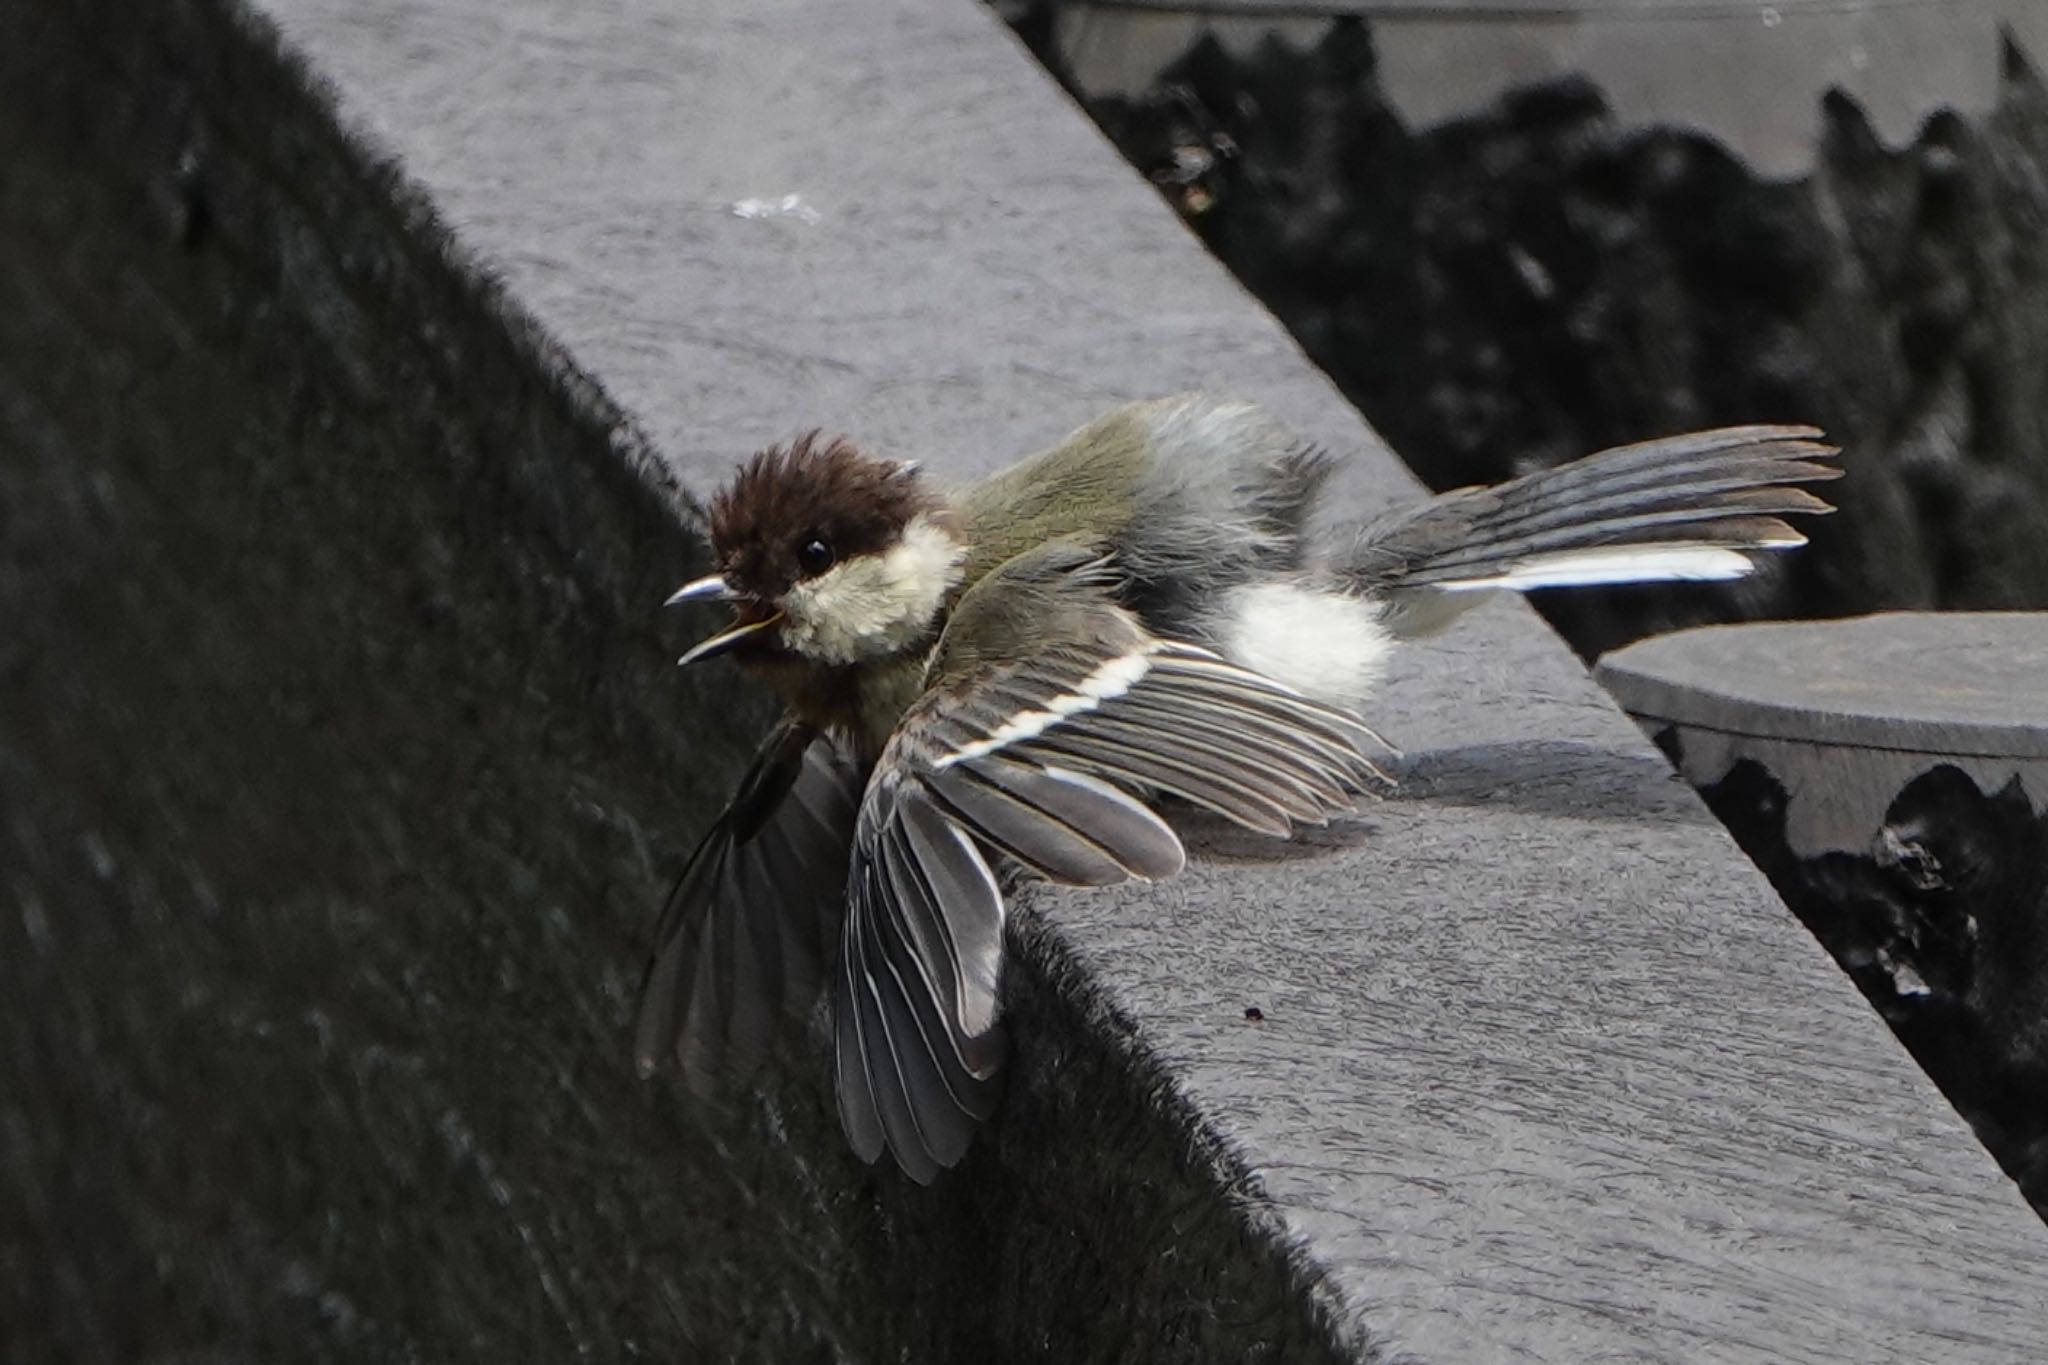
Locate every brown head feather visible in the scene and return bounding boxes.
[708,434,940,601]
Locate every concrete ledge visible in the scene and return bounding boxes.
[5,0,2046,1360]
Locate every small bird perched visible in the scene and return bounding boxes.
[634,394,1839,1181]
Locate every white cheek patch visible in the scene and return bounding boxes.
[779,514,965,665]
[1216,582,1392,713]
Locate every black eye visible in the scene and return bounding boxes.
[795,536,835,577]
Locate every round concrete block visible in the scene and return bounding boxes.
[1598,612,2048,855]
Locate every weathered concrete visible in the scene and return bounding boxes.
[5,1,2047,1363]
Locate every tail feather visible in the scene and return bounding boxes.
[1344,425,1839,633]
[1402,492,1828,585]
[1469,425,1833,509]
[1427,546,1759,593]
[1441,463,1838,551]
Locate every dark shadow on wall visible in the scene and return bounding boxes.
[1002,9,2048,660]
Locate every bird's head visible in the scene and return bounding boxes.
[669,433,965,668]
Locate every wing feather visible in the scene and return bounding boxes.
[1022,725,1302,835]
[895,789,1008,1037]
[845,897,944,1183]
[873,829,1007,1091]
[924,756,1185,884]
[866,866,1000,1141]
[833,902,890,1164]
[634,718,864,1096]
[832,540,1389,1181]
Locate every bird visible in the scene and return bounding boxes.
[633,393,1840,1182]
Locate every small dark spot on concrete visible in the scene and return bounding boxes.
[1243,1006,1264,1023]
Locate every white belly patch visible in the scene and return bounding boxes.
[1215,581,1393,713]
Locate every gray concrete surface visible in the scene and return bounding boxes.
[5,0,2047,1362]
[1600,612,2048,853]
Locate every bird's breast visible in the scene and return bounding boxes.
[774,655,928,762]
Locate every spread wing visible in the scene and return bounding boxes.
[834,540,1388,1181]
[634,715,865,1094]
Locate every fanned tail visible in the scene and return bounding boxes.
[1343,425,1839,635]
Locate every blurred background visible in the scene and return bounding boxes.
[999,0,2048,659]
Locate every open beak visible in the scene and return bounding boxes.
[677,613,782,666]
[665,574,738,606]
[671,577,783,666]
